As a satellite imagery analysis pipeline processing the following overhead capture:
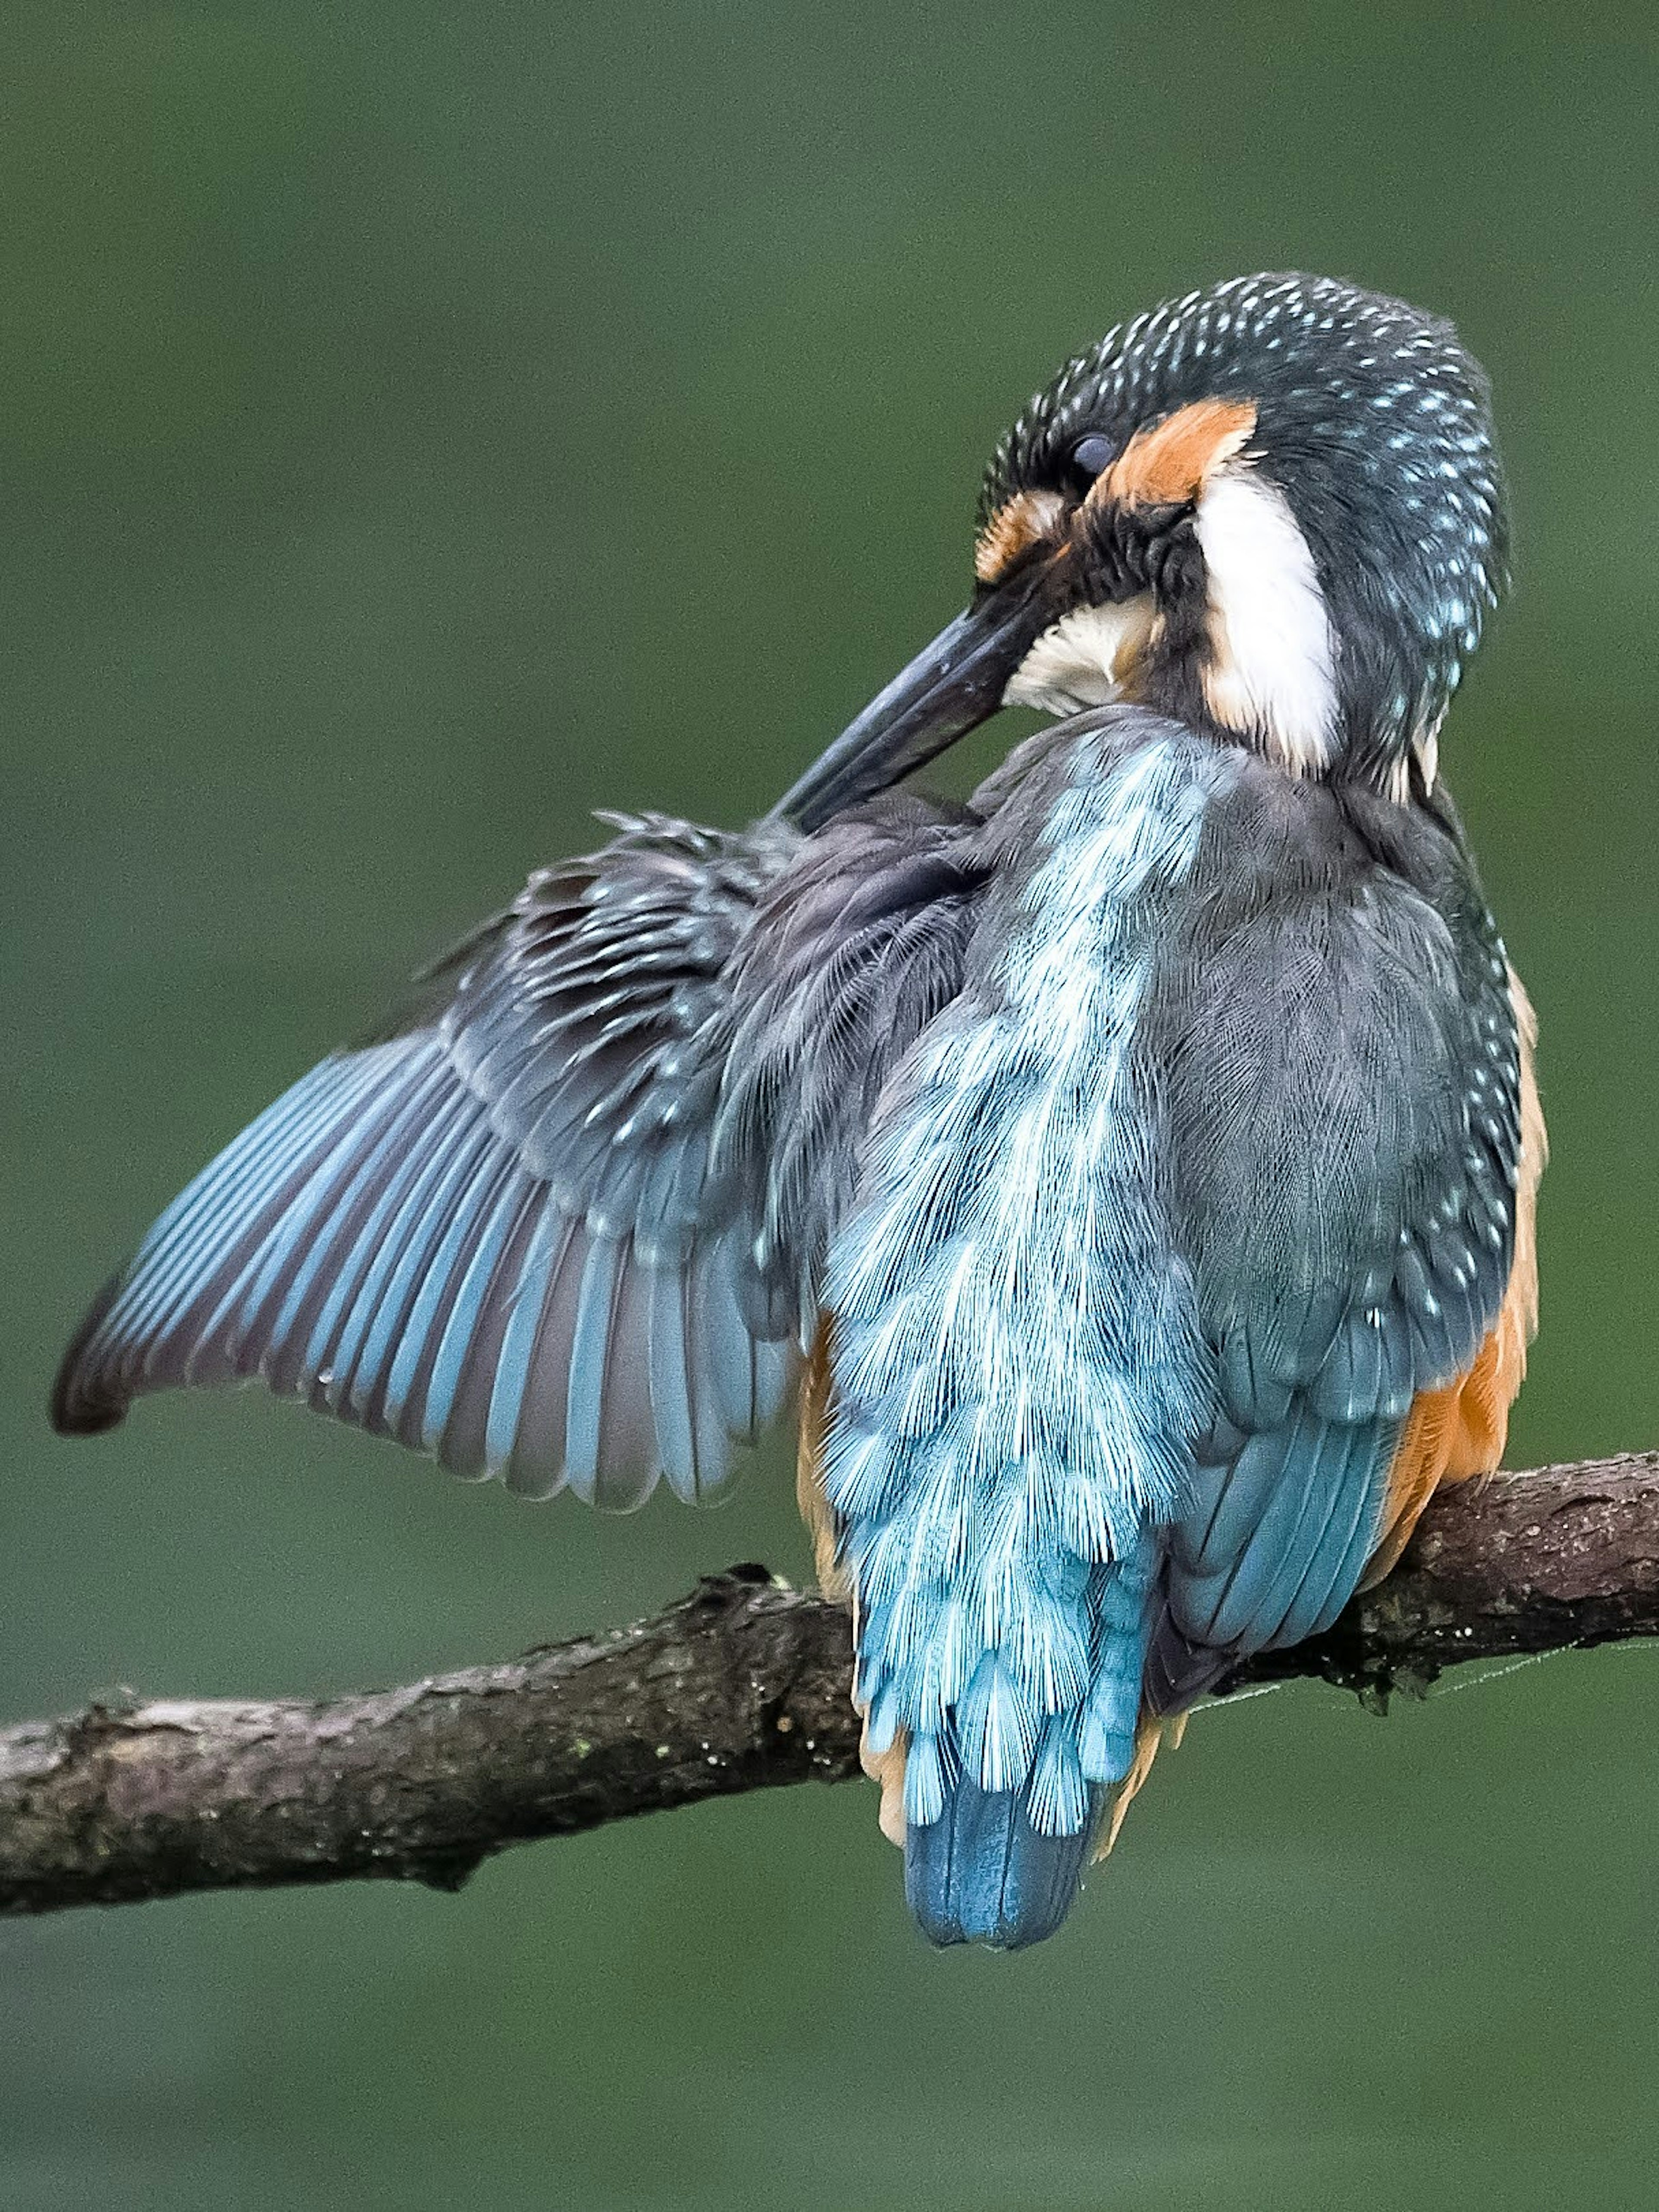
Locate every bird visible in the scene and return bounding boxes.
[52,271,1543,1951]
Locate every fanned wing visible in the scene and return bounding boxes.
[54,798,990,1510]
[1140,768,1526,1701]
[52,815,801,1506]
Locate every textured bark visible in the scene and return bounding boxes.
[5,1456,1658,1917]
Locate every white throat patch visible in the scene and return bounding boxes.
[999,467,1338,773]
[1194,467,1337,774]
[1002,597,1155,717]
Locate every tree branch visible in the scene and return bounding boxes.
[6,1456,1658,1917]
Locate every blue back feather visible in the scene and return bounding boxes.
[827,726,1220,1946]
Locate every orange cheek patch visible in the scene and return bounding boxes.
[974,488,1066,584]
[1103,397,1259,510]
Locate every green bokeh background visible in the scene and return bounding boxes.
[5,5,1657,2206]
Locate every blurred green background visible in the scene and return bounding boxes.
[4,3,1658,2206]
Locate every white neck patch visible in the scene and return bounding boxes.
[1002,597,1155,717]
[1194,467,1337,774]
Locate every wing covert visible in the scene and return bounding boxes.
[1142,764,1526,1688]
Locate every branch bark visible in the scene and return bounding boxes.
[6,1455,1658,1917]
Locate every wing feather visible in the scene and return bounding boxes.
[55,800,986,1518]
[1147,766,1529,1694]
[52,823,799,1504]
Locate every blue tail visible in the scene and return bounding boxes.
[904,1780,1098,1950]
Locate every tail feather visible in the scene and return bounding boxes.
[891,1551,1157,1951]
[905,1778,1097,1951]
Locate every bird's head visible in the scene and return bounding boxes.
[776,273,1508,830]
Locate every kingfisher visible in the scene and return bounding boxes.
[52,272,1543,1950]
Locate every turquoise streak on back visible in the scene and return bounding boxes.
[823,732,1224,1948]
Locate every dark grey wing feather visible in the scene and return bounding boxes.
[711,795,989,1341]
[1141,765,1522,1698]
[53,814,802,1506]
[1153,766,1519,1425]
[54,800,990,1513]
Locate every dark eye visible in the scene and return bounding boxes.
[1069,433,1117,481]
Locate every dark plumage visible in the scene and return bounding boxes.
[982,273,1508,777]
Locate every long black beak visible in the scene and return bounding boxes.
[767,553,1073,833]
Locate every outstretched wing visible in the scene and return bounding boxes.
[54,798,991,1510]
[52,815,805,1506]
[1141,768,1529,1703]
